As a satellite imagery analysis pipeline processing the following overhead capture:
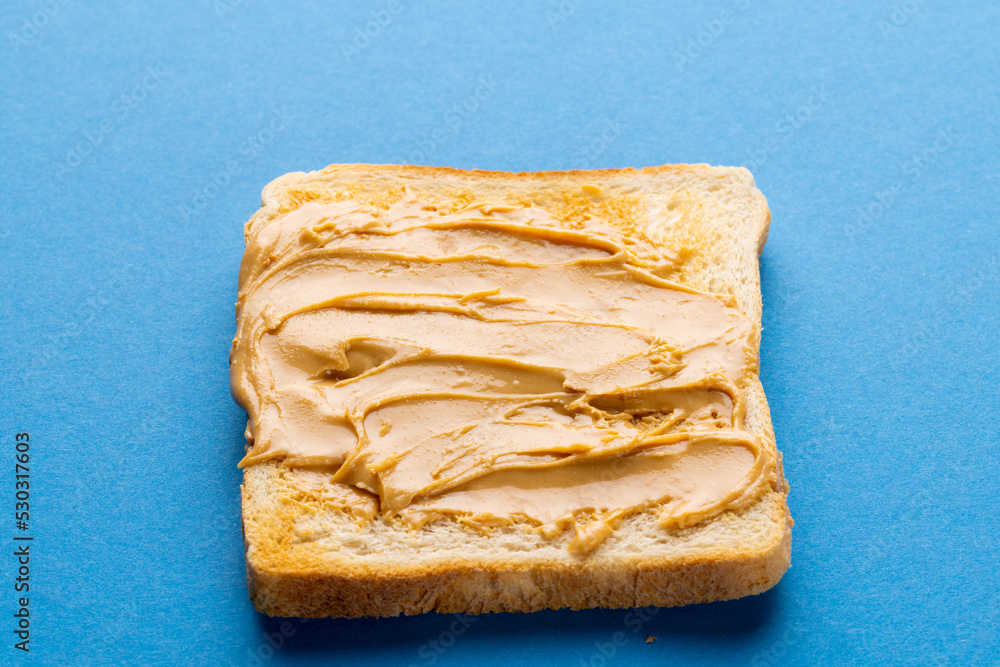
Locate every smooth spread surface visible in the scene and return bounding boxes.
[231,193,774,551]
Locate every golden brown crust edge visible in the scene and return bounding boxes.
[241,462,791,618]
[246,526,792,619]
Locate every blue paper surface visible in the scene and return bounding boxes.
[1,1,998,665]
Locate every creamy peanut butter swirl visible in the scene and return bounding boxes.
[231,192,773,552]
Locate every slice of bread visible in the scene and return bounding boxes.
[235,163,791,618]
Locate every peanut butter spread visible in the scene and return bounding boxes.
[231,192,774,553]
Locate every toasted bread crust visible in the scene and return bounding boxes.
[238,163,790,617]
[243,462,791,618]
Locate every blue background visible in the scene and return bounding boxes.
[1,1,998,665]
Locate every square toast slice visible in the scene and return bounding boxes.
[234,163,791,618]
